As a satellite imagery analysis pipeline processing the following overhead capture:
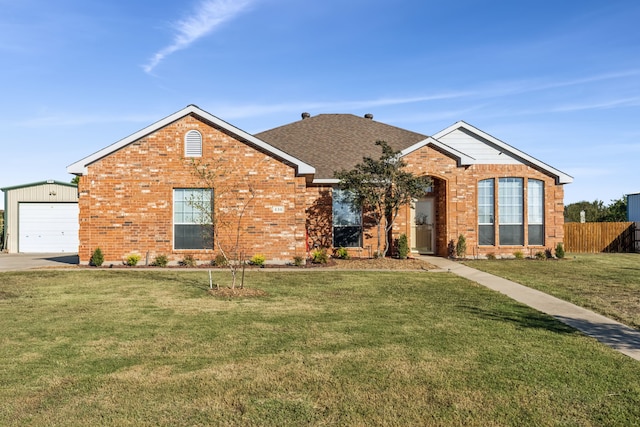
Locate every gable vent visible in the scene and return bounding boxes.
[185,130,202,157]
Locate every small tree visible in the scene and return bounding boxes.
[335,141,432,257]
[189,156,259,290]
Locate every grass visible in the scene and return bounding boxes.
[464,253,640,330]
[0,269,639,426]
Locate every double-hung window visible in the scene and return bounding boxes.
[498,177,524,245]
[478,179,495,245]
[174,188,213,250]
[528,179,544,245]
[332,189,362,248]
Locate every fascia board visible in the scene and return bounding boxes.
[400,136,475,165]
[434,121,574,184]
[1,180,77,192]
[66,105,315,176]
[312,178,339,185]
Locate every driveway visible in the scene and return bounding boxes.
[0,253,79,272]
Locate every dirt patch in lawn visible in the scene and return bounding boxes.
[208,287,268,298]
[326,257,438,270]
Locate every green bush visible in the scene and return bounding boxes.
[125,254,141,266]
[486,252,497,260]
[555,242,565,259]
[397,234,409,259]
[90,248,104,267]
[250,254,266,266]
[293,255,304,267]
[180,254,197,267]
[311,248,328,264]
[151,254,168,267]
[513,251,524,260]
[535,251,546,260]
[333,247,350,260]
[456,234,467,258]
[213,254,228,267]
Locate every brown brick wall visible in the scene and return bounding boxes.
[400,145,566,257]
[79,118,567,263]
[78,114,307,264]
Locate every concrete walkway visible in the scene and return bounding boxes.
[423,256,640,361]
[0,253,79,272]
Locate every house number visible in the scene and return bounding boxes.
[272,206,285,213]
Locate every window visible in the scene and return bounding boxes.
[478,179,495,245]
[528,179,544,245]
[332,189,362,247]
[185,130,202,157]
[499,178,524,245]
[174,188,213,249]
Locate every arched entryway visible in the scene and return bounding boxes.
[409,176,447,256]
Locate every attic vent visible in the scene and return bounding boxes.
[301,112,310,119]
[364,113,373,120]
[185,130,202,157]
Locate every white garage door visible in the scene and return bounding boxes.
[19,203,79,253]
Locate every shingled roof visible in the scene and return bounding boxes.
[256,114,428,180]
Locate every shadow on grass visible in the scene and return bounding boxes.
[459,305,578,335]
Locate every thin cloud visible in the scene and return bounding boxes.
[212,92,473,119]
[144,0,255,74]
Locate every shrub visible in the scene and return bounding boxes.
[293,255,304,267]
[447,240,456,258]
[555,242,565,259]
[126,254,141,266]
[513,251,524,260]
[545,248,554,259]
[151,254,168,267]
[486,252,497,260]
[397,234,409,259]
[456,234,467,259]
[180,254,197,267]
[333,247,350,260]
[311,248,328,264]
[90,247,104,267]
[249,254,266,266]
[213,254,228,267]
[535,251,546,260]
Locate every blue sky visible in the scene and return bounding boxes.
[1,0,639,209]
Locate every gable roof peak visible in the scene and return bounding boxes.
[66,105,315,176]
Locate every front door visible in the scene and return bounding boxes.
[411,198,435,254]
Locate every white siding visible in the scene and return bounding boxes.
[438,129,521,165]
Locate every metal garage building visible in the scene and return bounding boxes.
[1,180,79,253]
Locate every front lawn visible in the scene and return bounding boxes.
[464,253,640,330]
[1,270,639,426]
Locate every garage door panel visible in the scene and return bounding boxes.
[19,203,79,253]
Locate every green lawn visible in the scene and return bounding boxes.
[1,269,639,426]
[464,253,640,330]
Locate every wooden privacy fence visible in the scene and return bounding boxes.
[564,222,637,253]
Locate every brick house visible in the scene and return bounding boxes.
[67,105,572,264]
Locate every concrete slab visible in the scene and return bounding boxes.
[0,253,79,272]
[423,256,640,361]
